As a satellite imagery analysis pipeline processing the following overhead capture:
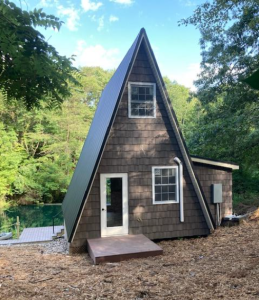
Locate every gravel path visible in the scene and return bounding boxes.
[0,237,69,253]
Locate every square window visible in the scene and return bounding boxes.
[153,167,178,204]
[162,193,168,201]
[139,94,146,101]
[155,176,161,184]
[169,176,175,184]
[146,87,153,95]
[162,186,168,193]
[131,108,138,116]
[146,108,153,116]
[155,186,161,194]
[146,94,153,101]
[169,185,175,193]
[139,87,145,94]
[162,177,168,184]
[139,108,146,116]
[162,169,169,176]
[155,193,161,201]
[132,94,138,100]
[129,83,156,118]
[168,193,175,201]
[132,87,138,94]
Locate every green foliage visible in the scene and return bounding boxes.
[164,77,199,138]
[77,67,114,106]
[0,122,24,198]
[0,67,113,204]
[180,0,259,106]
[0,0,78,108]
[244,68,259,90]
[181,0,259,207]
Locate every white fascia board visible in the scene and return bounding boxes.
[191,157,239,170]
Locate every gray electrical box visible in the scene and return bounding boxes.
[212,184,222,204]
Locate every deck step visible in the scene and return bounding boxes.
[87,234,163,264]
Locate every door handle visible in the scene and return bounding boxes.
[102,208,106,211]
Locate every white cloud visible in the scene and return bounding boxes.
[74,41,120,69]
[97,16,104,31]
[38,0,59,7]
[109,15,119,22]
[110,0,133,5]
[179,0,196,7]
[168,63,201,91]
[38,0,51,7]
[90,14,104,31]
[57,5,80,31]
[77,40,87,51]
[81,0,103,12]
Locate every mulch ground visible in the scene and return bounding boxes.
[1,218,259,299]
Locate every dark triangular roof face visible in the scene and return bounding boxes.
[63,29,215,242]
[62,30,144,241]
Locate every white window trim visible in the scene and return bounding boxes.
[152,166,179,205]
[128,82,156,118]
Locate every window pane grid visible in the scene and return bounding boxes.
[153,167,177,203]
[130,84,155,117]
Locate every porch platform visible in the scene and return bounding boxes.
[0,226,64,245]
[87,234,163,264]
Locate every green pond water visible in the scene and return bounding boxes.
[0,205,64,238]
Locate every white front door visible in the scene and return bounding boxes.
[100,173,128,237]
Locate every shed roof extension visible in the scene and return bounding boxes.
[191,156,239,170]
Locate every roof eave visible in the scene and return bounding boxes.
[191,156,239,170]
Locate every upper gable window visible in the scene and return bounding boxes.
[128,82,156,118]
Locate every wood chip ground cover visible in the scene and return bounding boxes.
[0,221,259,299]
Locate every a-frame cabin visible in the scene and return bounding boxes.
[62,29,238,259]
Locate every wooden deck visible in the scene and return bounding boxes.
[87,234,163,264]
[0,226,64,245]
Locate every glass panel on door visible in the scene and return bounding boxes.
[106,178,123,227]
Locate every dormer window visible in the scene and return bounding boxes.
[128,82,156,118]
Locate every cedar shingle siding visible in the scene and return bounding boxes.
[193,163,233,224]
[69,43,211,252]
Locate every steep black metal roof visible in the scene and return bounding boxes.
[63,28,216,243]
[62,29,144,242]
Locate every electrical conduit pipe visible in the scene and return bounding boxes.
[174,157,184,222]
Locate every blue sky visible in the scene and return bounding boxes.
[18,0,205,89]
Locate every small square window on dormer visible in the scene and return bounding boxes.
[128,82,156,118]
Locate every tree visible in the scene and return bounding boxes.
[0,122,24,199]
[180,1,259,208]
[164,77,200,138]
[180,0,259,106]
[0,67,113,204]
[0,0,78,108]
[244,69,259,90]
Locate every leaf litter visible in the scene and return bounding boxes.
[0,211,259,299]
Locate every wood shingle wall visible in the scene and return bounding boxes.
[69,42,211,253]
[193,163,233,224]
